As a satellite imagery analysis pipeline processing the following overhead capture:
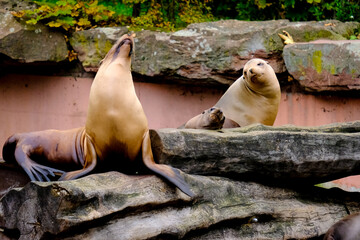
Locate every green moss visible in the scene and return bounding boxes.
[304,30,343,41]
[73,33,88,43]
[105,40,113,53]
[264,35,282,52]
[351,69,357,78]
[330,65,336,75]
[312,50,322,74]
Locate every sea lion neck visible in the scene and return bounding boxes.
[110,56,132,71]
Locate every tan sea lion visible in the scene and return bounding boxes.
[215,58,281,127]
[2,33,194,197]
[324,212,360,240]
[183,58,281,129]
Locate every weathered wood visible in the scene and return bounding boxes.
[150,121,360,183]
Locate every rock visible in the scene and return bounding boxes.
[69,20,360,85]
[283,40,360,92]
[0,11,68,63]
[70,27,129,72]
[0,160,29,199]
[150,121,360,183]
[1,171,359,239]
[0,0,36,11]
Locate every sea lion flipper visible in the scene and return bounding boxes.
[58,136,97,181]
[14,145,64,182]
[141,131,195,197]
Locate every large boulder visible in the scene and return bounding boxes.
[283,40,360,92]
[0,11,68,63]
[1,171,359,240]
[70,20,360,85]
[70,27,129,72]
[150,121,360,183]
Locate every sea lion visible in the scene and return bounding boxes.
[2,128,83,181]
[183,107,225,130]
[324,212,360,240]
[2,33,194,197]
[215,58,281,127]
[183,58,281,129]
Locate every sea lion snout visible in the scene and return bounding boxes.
[209,107,225,124]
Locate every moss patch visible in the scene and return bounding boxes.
[312,50,322,74]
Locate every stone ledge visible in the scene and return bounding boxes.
[150,121,360,183]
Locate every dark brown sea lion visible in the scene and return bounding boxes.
[2,128,84,181]
[2,33,194,197]
[184,58,281,129]
[324,212,360,240]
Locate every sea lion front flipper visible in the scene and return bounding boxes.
[141,131,195,197]
[14,145,65,182]
[58,137,97,181]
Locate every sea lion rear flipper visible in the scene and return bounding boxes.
[141,131,195,197]
[13,144,65,182]
[59,136,97,181]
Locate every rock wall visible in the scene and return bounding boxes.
[1,122,360,240]
[1,5,359,90]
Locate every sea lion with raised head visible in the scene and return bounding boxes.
[183,58,281,129]
[324,212,360,240]
[2,33,194,197]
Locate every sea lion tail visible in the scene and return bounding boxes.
[2,134,18,163]
[142,131,195,198]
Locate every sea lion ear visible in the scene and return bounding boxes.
[266,61,269,64]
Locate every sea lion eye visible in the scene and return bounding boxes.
[257,62,263,66]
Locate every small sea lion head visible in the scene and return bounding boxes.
[100,32,136,67]
[200,107,225,130]
[243,58,275,85]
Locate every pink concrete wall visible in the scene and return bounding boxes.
[275,92,360,126]
[1,74,360,158]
